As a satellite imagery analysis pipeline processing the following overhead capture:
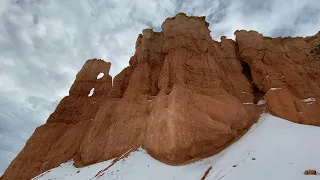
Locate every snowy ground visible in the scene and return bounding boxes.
[33,114,320,180]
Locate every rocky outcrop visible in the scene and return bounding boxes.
[79,13,261,167]
[235,30,320,125]
[1,13,320,180]
[304,169,317,175]
[1,60,112,180]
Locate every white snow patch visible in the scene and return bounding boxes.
[302,98,316,103]
[266,75,269,78]
[243,103,253,105]
[269,88,282,91]
[33,114,320,180]
[148,100,153,102]
[88,88,94,97]
[257,99,266,105]
[32,159,114,180]
[241,92,249,94]
[97,73,104,79]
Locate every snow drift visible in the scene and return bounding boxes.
[33,113,320,180]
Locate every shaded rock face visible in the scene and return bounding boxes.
[1,13,319,180]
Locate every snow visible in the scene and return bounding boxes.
[269,88,282,91]
[97,73,104,79]
[205,114,320,180]
[32,160,114,180]
[32,114,320,180]
[302,98,316,103]
[88,88,95,97]
[243,103,254,104]
[257,99,266,105]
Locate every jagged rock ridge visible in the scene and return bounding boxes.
[1,13,320,180]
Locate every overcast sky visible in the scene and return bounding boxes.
[0,0,319,175]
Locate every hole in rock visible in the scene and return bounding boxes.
[88,88,95,97]
[97,72,104,79]
[241,61,265,104]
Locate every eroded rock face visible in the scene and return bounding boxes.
[1,13,319,180]
[235,30,320,126]
[1,59,112,180]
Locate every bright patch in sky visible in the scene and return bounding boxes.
[88,88,95,97]
[97,72,104,79]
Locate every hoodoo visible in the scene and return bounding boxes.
[1,13,320,180]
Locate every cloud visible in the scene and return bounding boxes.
[211,0,320,39]
[0,0,319,175]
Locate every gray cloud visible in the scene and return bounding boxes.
[0,0,319,175]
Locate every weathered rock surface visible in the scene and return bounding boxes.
[235,30,320,125]
[1,13,319,180]
[1,59,112,180]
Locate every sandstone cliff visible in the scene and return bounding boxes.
[1,13,319,180]
[235,30,320,125]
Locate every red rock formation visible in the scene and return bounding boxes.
[1,13,319,180]
[1,59,112,180]
[235,30,320,125]
[304,169,317,175]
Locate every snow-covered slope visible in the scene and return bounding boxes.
[32,114,320,180]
